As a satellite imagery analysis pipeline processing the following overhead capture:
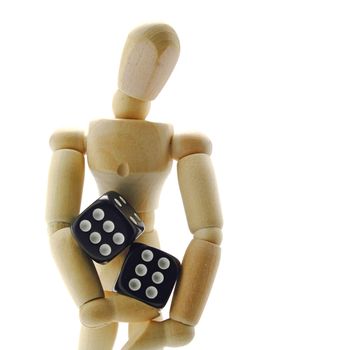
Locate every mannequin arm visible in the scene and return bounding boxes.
[170,146,223,325]
[46,130,105,306]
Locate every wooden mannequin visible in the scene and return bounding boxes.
[46,23,223,350]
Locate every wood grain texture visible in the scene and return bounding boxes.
[171,133,212,160]
[50,227,104,306]
[138,211,155,233]
[79,323,118,350]
[122,319,194,350]
[80,292,160,327]
[49,130,86,153]
[169,238,221,326]
[86,119,173,212]
[112,90,150,120]
[128,314,164,348]
[194,227,223,245]
[118,23,180,101]
[177,153,223,233]
[46,149,85,224]
[47,221,70,235]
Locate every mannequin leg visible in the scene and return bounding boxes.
[79,323,118,350]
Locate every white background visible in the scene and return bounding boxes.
[0,0,350,349]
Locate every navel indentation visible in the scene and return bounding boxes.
[117,162,130,177]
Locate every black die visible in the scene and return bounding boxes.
[71,191,144,264]
[115,243,181,309]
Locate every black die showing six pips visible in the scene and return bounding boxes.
[115,243,181,308]
[71,191,144,264]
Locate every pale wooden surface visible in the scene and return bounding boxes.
[46,149,85,224]
[47,221,70,235]
[86,119,173,212]
[80,292,159,327]
[112,90,150,120]
[118,23,180,101]
[46,143,106,308]
[171,133,212,160]
[193,227,223,245]
[49,130,86,153]
[122,319,195,350]
[170,239,221,326]
[79,323,118,350]
[50,227,105,307]
[177,153,223,233]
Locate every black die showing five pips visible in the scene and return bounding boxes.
[71,191,144,264]
[115,243,181,308]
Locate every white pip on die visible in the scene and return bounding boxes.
[71,191,144,264]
